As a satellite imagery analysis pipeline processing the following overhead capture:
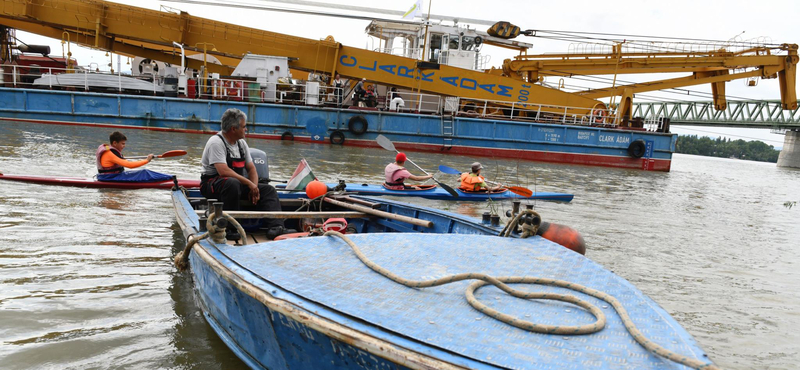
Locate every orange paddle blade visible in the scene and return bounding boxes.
[505,186,533,197]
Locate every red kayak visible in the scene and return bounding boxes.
[0,173,201,190]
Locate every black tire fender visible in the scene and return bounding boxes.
[348,115,368,135]
[330,130,345,145]
[281,131,294,141]
[628,139,646,158]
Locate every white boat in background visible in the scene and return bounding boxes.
[33,72,165,94]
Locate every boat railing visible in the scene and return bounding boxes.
[0,65,163,93]
[386,90,442,114]
[448,96,621,127]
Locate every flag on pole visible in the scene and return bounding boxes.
[285,159,317,190]
[402,0,422,20]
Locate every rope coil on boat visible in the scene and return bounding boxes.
[322,230,721,370]
[174,211,247,271]
[499,209,541,238]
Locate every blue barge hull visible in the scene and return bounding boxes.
[0,87,676,171]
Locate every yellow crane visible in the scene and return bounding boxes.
[0,0,796,123]
[489,22,798,122]
[0,0,599,114]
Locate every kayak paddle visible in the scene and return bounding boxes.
[376,135,459,198]
[128,150,188,160]
[438,165,533,197]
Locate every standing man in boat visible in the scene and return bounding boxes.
[96,132,172,182]
[200,108,292,239]
[384,152,433,190]
[459,162,502,192]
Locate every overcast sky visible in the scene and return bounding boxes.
[13,0,797,148]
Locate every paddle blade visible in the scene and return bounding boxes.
[506,186,533,197]
[437,165,461,175]
[158,150,187,158]
[434,179,459,197]
[376,134,396,152]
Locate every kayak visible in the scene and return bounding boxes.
[276,182,574,202]
[0,173,201,190]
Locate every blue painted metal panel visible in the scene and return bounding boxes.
[73,94,119,116]
[25,90,72,113]
[120,96,163,118]
[165,99,211,121]
[0,89,25,110]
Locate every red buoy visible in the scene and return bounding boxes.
[537,222,586,255]
[305,180,328,199]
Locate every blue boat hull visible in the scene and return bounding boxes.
[0,87,676,171]
[172,189,716,369]
[276,182,574,202]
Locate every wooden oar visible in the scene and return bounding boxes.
[376,135,459,198]
[438,165,533,197]
[128,150,187,160]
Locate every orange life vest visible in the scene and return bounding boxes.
[459,173,486,191]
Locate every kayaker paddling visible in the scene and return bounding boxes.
[96,131,172,182]
[459,162,503,192]
[383,152,433,190]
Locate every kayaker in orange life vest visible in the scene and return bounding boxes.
[459,162,503,192]
[383,152,433,190]
[96,131,154,174]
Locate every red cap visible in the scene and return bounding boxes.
[396,152,407,162]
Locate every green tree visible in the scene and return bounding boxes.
[675,135,780,163]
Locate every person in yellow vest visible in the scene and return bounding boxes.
[459,162,502,192]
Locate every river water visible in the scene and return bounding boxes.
[0,120,798,370]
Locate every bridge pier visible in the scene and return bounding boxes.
[777,130,800,168]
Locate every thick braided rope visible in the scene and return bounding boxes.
[322,231,720,370]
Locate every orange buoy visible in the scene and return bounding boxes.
[305,180,328,199]
[537,222,586,255]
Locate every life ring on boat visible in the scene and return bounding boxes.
[348,115,368,135]
[592,109,606,123]
[281,131,294,141]
[329,130,345,145]
[226,81,240,98]
[627,139,647,158]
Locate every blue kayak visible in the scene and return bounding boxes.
[276,183,574,202]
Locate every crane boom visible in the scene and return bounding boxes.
[0,0,603,112]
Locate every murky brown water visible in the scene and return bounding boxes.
[1,120,798,369]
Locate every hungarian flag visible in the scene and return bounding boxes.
[285,159,317,190]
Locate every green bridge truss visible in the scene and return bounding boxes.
[631,101,800,129]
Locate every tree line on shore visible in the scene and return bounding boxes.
[675,135,780,162]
